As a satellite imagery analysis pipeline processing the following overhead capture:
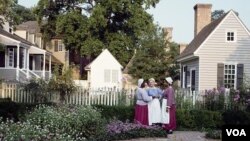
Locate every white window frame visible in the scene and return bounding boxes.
[225,30,237,42]
[104,69,111,83]
[58,40,64,52]
[112,70,118,83]
[8,48,14,68]
[182,65,186,88]
[224,63,237,89]
[104,69,119,83]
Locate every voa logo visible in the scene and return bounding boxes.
[226,129,246,136]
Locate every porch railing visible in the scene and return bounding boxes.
[33,70,51,80]
[0,68,17,80]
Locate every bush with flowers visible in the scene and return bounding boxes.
[0,105,105,141]
[94,120,167,141]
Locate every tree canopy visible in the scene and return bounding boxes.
[34,0,160,66]
[128,26,179,85]
[0,0,36,28]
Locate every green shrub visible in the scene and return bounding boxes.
[93,105,135,122]
[205,129,221,139]
[176,109,222,130]
[0,118,73,141]
[222,110,250,125]
[0,100,54,121]
[24,105,105,140]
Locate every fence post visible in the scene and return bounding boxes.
[192,91,196,106]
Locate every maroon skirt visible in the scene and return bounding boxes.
[163,105,176,130]
[134,104,149,126]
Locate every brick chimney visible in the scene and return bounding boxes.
[194,4,212,36]
[179,43,188,54]
[163,27,173,42]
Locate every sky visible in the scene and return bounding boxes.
[18,0,250,44]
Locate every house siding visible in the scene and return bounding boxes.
[89,50,123,89]
[181,58,199,91]
[196,12,250,90]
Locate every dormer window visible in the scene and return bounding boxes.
[226,30,236,42]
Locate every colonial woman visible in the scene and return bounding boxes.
[162,77,176,134]
[147,78,163,125]
[134,78,153,125]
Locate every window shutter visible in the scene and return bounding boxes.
[54,40,58,52]
[237,64,244,89]
[217,63,224,88]
[184,66,187,88]
[181,65,183,87]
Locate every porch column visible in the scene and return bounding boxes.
[43,53,45,79]
[49,55,51,78]
[16,44,20,81]
[26,49,29,78]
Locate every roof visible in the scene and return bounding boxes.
[0,28,34,46]
[84,49,123,70]
[0,28,49,54]
[16,21,40,34]
[45,55,63,64]
[177,11,228,60]
[123,51,136,74]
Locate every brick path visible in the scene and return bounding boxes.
[119,131,221,141]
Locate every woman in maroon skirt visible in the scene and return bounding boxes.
[162,77,176,134]
[134,78,153,125]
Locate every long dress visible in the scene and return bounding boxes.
[134,88,152,125]
[162,86,176,130]
[147,87,162,125]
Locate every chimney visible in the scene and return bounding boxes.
[163,27,173,42]
[179,43,188,54]
[194,4,212,36]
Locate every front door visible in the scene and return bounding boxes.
[8,48,14,68]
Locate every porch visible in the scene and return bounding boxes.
[0,31,52,81]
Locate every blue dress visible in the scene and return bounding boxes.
[147,87,163,97]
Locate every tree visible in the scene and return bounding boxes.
[0,0,36,28]
[128,26,179,86]
[12,5,36,25]
[212,9,239,21]
[0,0,17,27]
[34,0,160,67]
[211,10,225,21]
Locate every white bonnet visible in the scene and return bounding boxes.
[138,78,144,87]
[165,77,173,85]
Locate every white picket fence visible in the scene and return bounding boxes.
[0,82,231,108]
[0,83,136,106]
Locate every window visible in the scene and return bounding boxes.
[104,69,119,83]
[104,69,111,82]
[112,70,118,83]
[58,40,64,51]
[54,40,64,52]
[182,66,187,88]
[224,64,236,88]
[8,48,14,67]
[226,31,236,42]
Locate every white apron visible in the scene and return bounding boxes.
[161,99,170,124]
[148,98,161,125]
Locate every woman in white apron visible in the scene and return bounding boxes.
[147,78,163,126]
